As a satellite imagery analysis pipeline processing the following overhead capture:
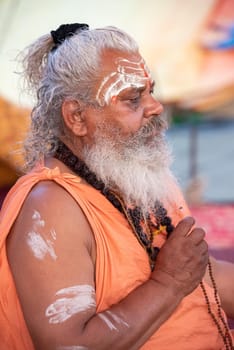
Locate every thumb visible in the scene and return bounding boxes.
[173,216,195,237]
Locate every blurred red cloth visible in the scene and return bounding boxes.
[190,203,234,248]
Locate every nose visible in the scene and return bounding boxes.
[143,96,164,119]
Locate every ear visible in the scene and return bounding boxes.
[61,99,87,136]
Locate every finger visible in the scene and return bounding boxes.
[189,228,206,245]
[173,216,195,237]
[199,240,209,255]
[199,250,209,269]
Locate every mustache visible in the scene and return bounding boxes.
[91,114,168,150]
[136,115,168,138]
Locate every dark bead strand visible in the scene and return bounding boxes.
[154,205,167,221]
[161,216,172,226]
[54,141,174,267]
[200,281,233,350]
[153,205,175,237]
[56,142,124,212]
[54,141,233,349]
[208,262,234,348]
[166,224,174,237]
[131,207,143,222]
[128,209,142,233]
[128,208,153,248]
[153,247,160,259]
[67,155,77,167]
[105,190,124,213]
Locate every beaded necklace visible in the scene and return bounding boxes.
[54,141,233,349]
[54,141,174,270]
[200,276,233,349]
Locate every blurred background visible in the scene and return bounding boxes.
[0,0,233,263]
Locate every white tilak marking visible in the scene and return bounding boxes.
[106,310,130,328]
[46,285,96,324]
[96,72,116,104]
[50,228,57,240]
[98,310,130,331]
[27,211,57,260]
[32,210,45,227]
[104,75,145,104]
[27,231,57,260]
[96,58,150,106]
[117,58,147,76]
[98,313,118,331]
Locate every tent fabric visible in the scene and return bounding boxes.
[190,203,234,248]
[146,0,234,112]
[0,96,29,185]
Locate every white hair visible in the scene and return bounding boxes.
[20,25,139,171]
[82,116,179,212]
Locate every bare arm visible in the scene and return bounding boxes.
[205,256,234,320]
[7,181,208,350]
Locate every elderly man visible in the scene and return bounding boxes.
[0,23,233,350]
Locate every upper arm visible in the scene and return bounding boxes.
[205,255,234,319]
[7,180,97,349]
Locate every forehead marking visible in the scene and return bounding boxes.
[45,285,96,324]
[96,72,116,103]
[117,58,147,76]
[96,58,151,106]
[104,75,145,105]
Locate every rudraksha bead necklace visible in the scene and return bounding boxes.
[54,141,174,270]
[54,141,234,348]
[200,267,234,349]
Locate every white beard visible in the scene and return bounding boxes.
[82,116,179,213]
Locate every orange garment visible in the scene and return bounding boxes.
[0,165,231,349]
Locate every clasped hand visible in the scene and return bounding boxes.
[152,216,209,297]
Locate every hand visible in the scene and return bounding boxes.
[151,216,209,297]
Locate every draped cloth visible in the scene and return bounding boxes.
[0,165,230,349]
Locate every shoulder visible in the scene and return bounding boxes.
[20,180,83,226]
[23,179,87,223]
[8,179,95,259]
[6,181,97,346]
[26,179,79,209]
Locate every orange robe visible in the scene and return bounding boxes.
[0,165,231,349]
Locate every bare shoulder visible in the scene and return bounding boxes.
[6,180,97,346]
[20,179,84,220]
[9,180,94,249]
[7,179,96,271]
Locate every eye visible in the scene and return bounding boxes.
[150,87,155,95]
[149,81,156,96]
[129,96,140,104]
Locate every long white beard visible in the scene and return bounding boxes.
[82,116,179,213]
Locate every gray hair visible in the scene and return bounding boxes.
[21,25,139,171]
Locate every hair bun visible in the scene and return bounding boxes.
[50,23,89,50]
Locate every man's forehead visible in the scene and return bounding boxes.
[115,57,150,77]
[100,50,150,75]
[96,54,152,105]
[103,54,150,76]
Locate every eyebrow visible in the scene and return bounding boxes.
[119,80,156,96]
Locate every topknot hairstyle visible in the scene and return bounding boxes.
[20,24,139,171]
